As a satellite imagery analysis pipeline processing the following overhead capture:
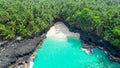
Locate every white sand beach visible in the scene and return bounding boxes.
[46,22,80,39]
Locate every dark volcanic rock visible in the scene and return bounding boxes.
[54,20,120,62]
[68,26,120,62]
[0,33,46,68]
[80,31,120,57]
[0,25,51,68]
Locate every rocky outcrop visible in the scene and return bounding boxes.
[0,33,46,68]
[53,21,120,62]
[0,25,53,68]
[67,25,120,63]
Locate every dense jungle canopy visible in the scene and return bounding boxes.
[0,0,120,48]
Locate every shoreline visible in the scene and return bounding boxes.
[0,26,50,68]
[65,22,120,63]
[31,22,120,68]
[47,22,120,62]
[30,22,80,68]
[0,21,120,68]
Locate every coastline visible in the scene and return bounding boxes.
[31,22,120,68]
[65,22,120,63]
[0,21,120,68]
[0,26,50,68]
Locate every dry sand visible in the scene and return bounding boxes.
[46,22,80,39]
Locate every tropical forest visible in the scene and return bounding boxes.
[0,0,120,68]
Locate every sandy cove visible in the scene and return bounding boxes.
[30,22,81,68]
[46,22,80,39]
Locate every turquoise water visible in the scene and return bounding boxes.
[33,37,120,68]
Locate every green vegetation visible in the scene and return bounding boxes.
[0,0,120,47]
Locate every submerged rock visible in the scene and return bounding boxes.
[82,44,94,54]
[81,48,91,54]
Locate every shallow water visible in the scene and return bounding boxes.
[33,37,120,68]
